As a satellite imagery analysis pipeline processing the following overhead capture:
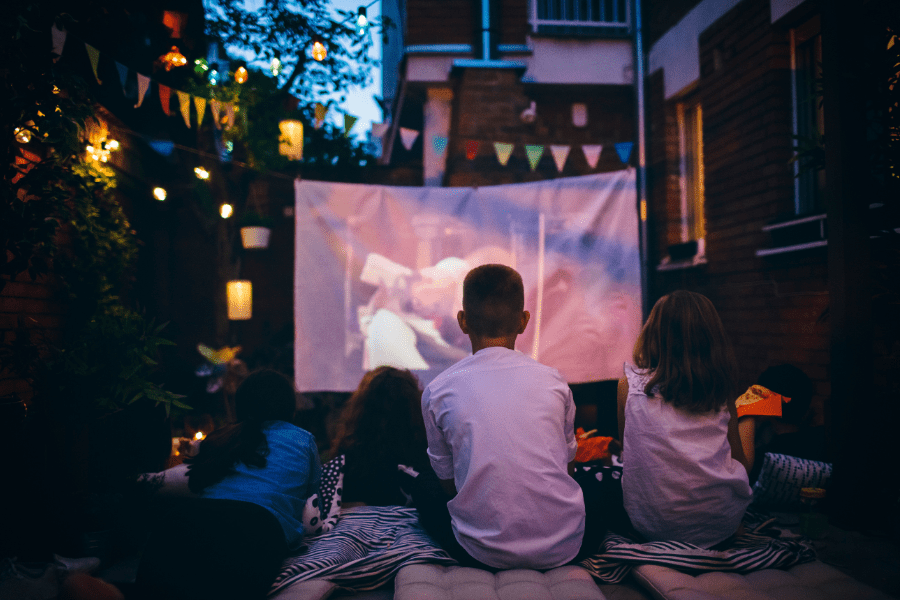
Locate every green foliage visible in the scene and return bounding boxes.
[1,2,187,418]
[1,4,95,293]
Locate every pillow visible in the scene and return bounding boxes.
[302,454,345,536]
[751,452,832,510]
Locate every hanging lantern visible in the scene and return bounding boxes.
[194,166,210,180]
[153,187,167,201]
[270,57,283,76]
[160,46,187,71]
[278,119,304,160]
[311,39,327,62]
[14,128,32,144]
[226,280,252,320]
[234,66,248,84]
[220,203,233,218]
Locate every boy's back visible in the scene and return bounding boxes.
[422,345,585,569]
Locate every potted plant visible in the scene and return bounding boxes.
[239,211,274,249]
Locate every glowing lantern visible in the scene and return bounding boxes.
[160,46,187,71]
[14,128,32,143]
[311,39,327,62]
[194,431,204,441]
[105,139,120,151]
[220,203,234,219]
[226,280,252,320]
[153,187,167,201]
[278,119,304,160]
[194,166,210,180]
[234,66,248,84]
[270,57,282,76]
[194,58,209,74]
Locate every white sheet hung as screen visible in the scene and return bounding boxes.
[294,170,642,392]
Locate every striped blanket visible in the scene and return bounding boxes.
[271,506,815,594]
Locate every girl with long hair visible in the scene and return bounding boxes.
[618,290,752,548]
[330,366,428,507]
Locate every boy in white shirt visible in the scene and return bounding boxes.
[416,264,591,570]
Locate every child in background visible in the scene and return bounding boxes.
[330,366,429,507]
[737,364,826,484]
[618,291,752,548]
[417,264,591,570]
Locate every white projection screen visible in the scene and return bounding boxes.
[294,170,642,392]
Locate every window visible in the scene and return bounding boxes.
[677,100,705,243]
[791,17,825,215]
[532,0,630,36]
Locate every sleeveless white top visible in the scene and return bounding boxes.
[622,364,752,548]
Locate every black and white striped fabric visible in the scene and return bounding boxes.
[271,506,815,593]
[272,506,456,593]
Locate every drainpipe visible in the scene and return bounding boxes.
[633,0,650,319]
[480,0,494,60]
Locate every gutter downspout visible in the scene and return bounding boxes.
[633,0,650,319]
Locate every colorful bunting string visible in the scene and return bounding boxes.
[525,145,544,171]
[615,142,634,165]
[51,25,66,62]
[343,114,358,136]
[158,84,171,116]
[550,145,570,172]
[432,136,448,156]
[194,96,207,126]
[176,91,191,128]
[582,144,603,169]
[465,140,480,160]
[210,100,222,130]
[135,74,150,108]
[494,142,514,166]
[314,103,327,129]
[115,62,129,95]
[400,127,420,151]
[85,43,102,84]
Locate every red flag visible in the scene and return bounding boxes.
[158,84,172,116]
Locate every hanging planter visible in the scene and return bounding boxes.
[240,226,271,249]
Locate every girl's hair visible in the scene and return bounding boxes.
[330,366,427,478]
[187,369,297,493]
[633,290,737,413]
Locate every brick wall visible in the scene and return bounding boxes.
[445,67,635,187]
[647,0,830,423]
[406,0,475,46]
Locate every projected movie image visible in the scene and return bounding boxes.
[294,171,642,392]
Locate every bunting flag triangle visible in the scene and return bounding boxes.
[51,25,67,62]
[465,140,480,160]
[115,62,129,96]
[314,103,327,129]
[85,43,102,84]
[210,99,222,130]
[400,127,420,151]
[581,144,603,169]
[148,140,175,157]
[343,114,358,136]
[550,145,570,172]
[224,103,235,130]
[176,91,191,128]
[524,144,544,171]
[432,135,448,155]
[135,74,150,108]
[158,84,172,116]
[494,142,514,166]
[194,96,207,126]
[615,142,634,165]
[372,122,390,138]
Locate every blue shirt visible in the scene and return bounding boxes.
[201,421,321,551]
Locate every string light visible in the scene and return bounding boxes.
[194,58,209,74]
[270,57,282,76]
[220,203,234,219]
[356,7,368,34]
[194,166,210,180]
[209,69,219,85]
[311,39,327,62]
[153,187,167,201]
[234,66,248,84]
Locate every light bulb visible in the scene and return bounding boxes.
[220,203,233,219]
[311,39,326,62]
[234,66,248,84]
[153,187,167,201]
[194,166,210,180]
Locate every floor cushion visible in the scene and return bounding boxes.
[630,560,893,600]
[393,564,608,600]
